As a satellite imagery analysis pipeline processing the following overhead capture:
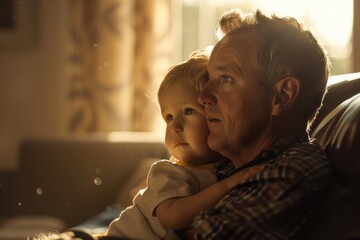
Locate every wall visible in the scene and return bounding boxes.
[0,0,70,169]
[354,0,360,72]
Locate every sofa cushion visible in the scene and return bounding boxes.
[305,92,360,240]
[312,93,360,186]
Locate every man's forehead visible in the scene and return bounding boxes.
[210,33,259,64]
[209,38,245,65]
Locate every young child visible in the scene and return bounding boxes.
[34,49,264,240]
[102,49,219,239]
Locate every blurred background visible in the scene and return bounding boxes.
[0,0,358,170]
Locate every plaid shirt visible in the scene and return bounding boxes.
[192,134,331,240]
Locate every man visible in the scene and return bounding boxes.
[187,9,331,240]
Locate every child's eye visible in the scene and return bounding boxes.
[165,114,173,122]
[184,108,195,115]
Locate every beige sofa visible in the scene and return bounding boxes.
[0,132,169,239]
[1,73,360,239]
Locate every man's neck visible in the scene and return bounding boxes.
[229,127,307,169]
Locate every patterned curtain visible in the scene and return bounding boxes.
[67,0,173,132]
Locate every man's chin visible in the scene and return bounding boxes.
[208,135,222,152]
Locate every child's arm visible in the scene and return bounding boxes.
[155,164,265,230]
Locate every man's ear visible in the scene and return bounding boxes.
[272,77,300,116]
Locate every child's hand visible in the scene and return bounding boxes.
[224,164,266,190]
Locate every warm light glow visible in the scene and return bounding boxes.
[213,0,353,58]
[194,0,353,59]
[328,72,360,85]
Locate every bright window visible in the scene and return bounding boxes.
[180,0,354,75]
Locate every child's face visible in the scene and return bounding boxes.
[159,80,220,166]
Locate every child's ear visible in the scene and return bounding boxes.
[271,77,300,116]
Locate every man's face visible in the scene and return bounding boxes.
[198,33,273,165]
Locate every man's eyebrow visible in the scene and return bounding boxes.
[216,62,243,76]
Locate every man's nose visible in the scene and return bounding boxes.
[197,81,216,106]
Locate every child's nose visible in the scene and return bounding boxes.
[170,121,183,134]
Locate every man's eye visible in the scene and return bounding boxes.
[165,114,173,122]
[220,75,232,83]
[198,75,209,90]
[184,108,195,115]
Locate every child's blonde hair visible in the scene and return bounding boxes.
[157,48,212,101]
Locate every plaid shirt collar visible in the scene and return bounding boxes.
[215,133,309,180]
